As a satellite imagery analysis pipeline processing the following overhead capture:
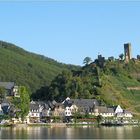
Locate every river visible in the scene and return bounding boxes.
[0,125,140,139]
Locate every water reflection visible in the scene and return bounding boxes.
[0,126,140,139]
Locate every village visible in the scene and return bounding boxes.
[0,43,140,126]
[0,81,136,127]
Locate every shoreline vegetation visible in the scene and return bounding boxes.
[0,122,140,128]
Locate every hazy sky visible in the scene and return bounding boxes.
[0,1,140,65]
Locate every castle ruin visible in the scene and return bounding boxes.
[124,43,132,63]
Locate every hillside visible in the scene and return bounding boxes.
[1,41,140,115]
[99,60,140,115]
[43,58,140,116]
[0,41,78,94]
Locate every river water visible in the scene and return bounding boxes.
[0,126,140,139]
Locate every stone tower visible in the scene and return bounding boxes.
[124,43,132,63]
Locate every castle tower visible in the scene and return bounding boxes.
[124,43,132,63]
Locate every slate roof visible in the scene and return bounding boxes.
[95,106,115,113]
[108,108,114,113]
[2,106,9,114]
[0,82,15,90]
[71,99,99,108]
[95,106,108,113]
[52,100,57,105]
[30,103,40,110]
[110,105,120,111]
[30,101,51,111]
[47,101,56,109]
[37,101,50,110]
[62,98,99,113]
[30,101,41,111]
[47,100,62,110]
[63,100,73,107]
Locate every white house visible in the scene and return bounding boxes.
[13,86,20,97]
[28,101,44,123]
[114,105,133,118]
[65,106,72,117]
[116,110,133,118]
[62,97,78,117]
[93,105,133,118]
[93,106,114,117]
[28,101,53,123]
[114,105,123,114]
[0,104,3,115]
[123,110,133,118]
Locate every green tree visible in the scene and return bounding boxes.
[49,70,73,100]
[119,53,124,61]
[83,90,91,99]
[19,86,30,121]
[0,87,6,101]
[73,110,81,124]
[83,57,92,65]
[96,115,103,125]
[13,86,30,121]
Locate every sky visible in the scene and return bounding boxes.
[0,1,140,65]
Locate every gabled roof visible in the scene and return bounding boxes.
[110,105,123,112]
[95,106,115,113]
[48,101,55,109]
[2,106,9,114]
[52,100,57,105]
[0,82,15,90]
[47,100,62,110]
[30,101,52,110]
[30,101,40,110]
[37,101,50,110]
[62,100,73,107]
[71,99,99,108]
[62,98,99,113]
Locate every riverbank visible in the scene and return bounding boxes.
[0,122,139,128]
[0,122,95,127]
[66,122,96,127]
[28,123,67,127]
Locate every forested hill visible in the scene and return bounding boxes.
[41,57,140,115]
[2,40,140,115]
[0,41,78,93]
